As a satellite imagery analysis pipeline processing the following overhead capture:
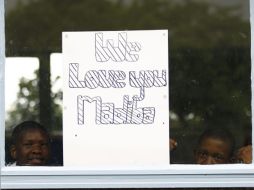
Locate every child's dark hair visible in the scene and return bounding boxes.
[197,127,235,157]
[11,121,50,145]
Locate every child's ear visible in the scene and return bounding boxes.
[10,145,17,160]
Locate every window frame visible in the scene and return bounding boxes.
[1,1,254,188]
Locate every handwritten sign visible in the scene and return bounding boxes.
[63,30,169,167]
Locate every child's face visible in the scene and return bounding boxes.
[10,129,50,166]
[195,137,230,164]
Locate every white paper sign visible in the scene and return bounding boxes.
[63,30,169,167]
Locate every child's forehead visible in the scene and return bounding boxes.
[200,136,229,146]
[19,128,49,139]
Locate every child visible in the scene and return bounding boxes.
[170,138,177,151]
[234,145,252,164]
[194,128,235,164]
[233,135,252,164]
[9,121,51,166]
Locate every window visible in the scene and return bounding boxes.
[1,0,254,188]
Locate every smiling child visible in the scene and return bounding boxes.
[9,121,51,166]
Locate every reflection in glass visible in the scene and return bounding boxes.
[5,0,251,165]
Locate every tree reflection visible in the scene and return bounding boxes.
[5,0,251,163]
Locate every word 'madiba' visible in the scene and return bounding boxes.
[77,95,155,125]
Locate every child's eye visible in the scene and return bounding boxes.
[196,150,209,158]
[41,142,49,147]
[23,143,32,147]
[213,154,225,161]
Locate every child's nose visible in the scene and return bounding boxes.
[204,156,215,164]
[32,145,42,154]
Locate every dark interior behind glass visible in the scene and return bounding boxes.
[4,0,251,165]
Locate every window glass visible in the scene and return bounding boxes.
[4,0,251,166]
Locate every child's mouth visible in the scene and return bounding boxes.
[28,158,44,165]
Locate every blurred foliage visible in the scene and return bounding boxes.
[5,0,251,162]
[6,70,62,132]
[5,0,250,53]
